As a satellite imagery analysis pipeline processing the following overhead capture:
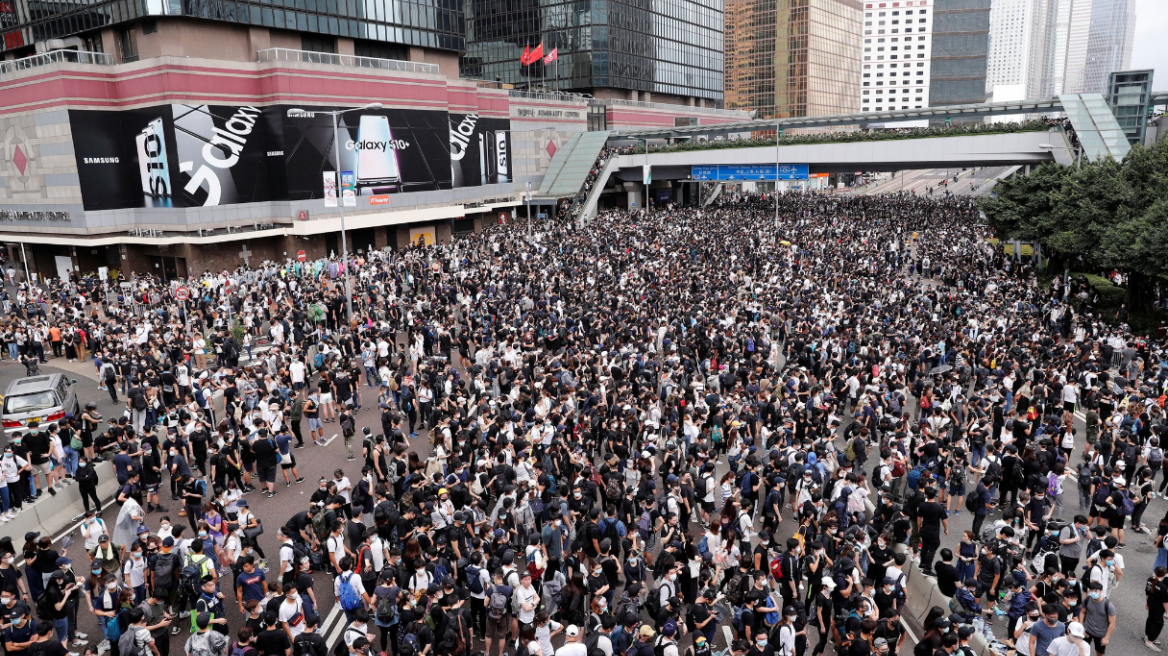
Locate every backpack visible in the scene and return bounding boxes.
[230,643,257,656]
[313,352,324,369]
[950,463,966,486]
[697,534,710,556]
[119,630,147,656]
[964,490,979,513]
[637,510,653,540]
[906,465,923,491]
[488,585,509,621]
[376,590,399,625]
[34,592,53,620]
[1120,491,1135,515]
[1152,448,1165,468]
[1047,472,1059,497]
[724,572,746,606]
[338,573,363,612]
[293,635,326,656]
[606,477,623,502]
[1092,481,1112,506]
[398,631,420,656]
[180,554,209,601]
[154,552,178,589]
[465,565,485,595]
[311,511,329,541]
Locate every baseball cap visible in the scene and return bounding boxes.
[566,625,580,637]
[662,620,677,637]
[1068,622,1086,638]
[874,639,888,649]
[639,626,656,638]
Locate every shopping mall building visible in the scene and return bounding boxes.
[0,0,743,281]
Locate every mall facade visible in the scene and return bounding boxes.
[0,6,744,281]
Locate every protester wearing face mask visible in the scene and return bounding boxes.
[1081,581,1116,656]
[0,445,29,519]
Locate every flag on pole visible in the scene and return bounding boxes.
[520,44,531,65]
[543,47,558,64]
[525,42,544,65]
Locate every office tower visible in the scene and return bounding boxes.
[929,0,990,106]
[1036,0,1133,97]
[726,0,863,118]
[859,0,935,113]
[461,0,725,106]
[985,0,1048,101]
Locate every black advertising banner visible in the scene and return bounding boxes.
[449,114,511,188]
[70,105,271,211]
[275,106,453,200]
[70,104,509,211]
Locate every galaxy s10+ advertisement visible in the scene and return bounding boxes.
[69,104,511,211]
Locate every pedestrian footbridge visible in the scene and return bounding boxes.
[574,129,1074,220]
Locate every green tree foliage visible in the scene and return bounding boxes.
[979,138,1168,310]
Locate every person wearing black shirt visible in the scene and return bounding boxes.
[255,611,292,656]
[22,426,53,498]
[1146,566,1168,650]
[934,549,960,598]
[251,430,279,499]
[812,585,834,656]
[916,488,948,575]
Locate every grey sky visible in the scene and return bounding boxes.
[1131,0,1168,89]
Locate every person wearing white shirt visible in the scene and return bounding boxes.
[277,587,306,639]
[553,625,587,656]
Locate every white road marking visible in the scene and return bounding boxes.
[318,433,339,446]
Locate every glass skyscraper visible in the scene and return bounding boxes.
[461,0,725,104]
[0,0,464,55]
[928,0,990,106]
[725,0,862,118]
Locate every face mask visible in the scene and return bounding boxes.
[79,461,87,467]
[593,569,603,577]
[629,558,638,565]
[161,523,170,529]
[3,556,13,565]
[574,491,582,498]
[133,552,143,560]
[757,641,767,648]
[1069,600,1078,607]
[1106,559,1115,566]
[199,531,208,539]
[92,568,102,575]
[669,574,677,582]
[107,583,118,591]
[1089,592,1101,600]
[0,596,11,604]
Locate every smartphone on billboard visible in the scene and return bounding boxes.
[477,132,491,187]
[136,117,171,200]
[355,115,401,187]
[494,131,509,183]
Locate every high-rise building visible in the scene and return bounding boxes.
[725,0,863,118]
[1107,69,1153,144]
[985,0,1047,101]
[988,0,1135,100]
[461,0,725,106]
[858,0,934,113]
[1082,0,1135,93]
[928,0,990,106]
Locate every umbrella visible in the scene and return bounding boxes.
[780,240,792,246]
[929,364,954,376]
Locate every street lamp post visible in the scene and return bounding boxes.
[291,102,382,324]
[774,122,782,229]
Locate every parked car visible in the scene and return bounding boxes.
[1,373,80,442]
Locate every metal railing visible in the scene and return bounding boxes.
[256,48,439,74]
[590,97,744,117]
[0,49,115,76]
[508,89,589,103]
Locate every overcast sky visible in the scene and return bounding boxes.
[1131,0,1168,87]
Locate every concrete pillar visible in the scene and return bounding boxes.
[337,37,354,55]
[627,190,642,211]
[436,222,453,244]
[394,227,412,250]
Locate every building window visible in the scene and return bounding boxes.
[355,40,407,60]
[116,26,138,62]
[301,34,336,53]
[142,20,158,35]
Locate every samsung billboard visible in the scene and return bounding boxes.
[70,104,512,211]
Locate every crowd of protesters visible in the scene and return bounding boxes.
[0,191,1165,656]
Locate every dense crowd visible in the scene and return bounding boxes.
[0,192,1166,656]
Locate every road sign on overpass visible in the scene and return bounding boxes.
[692,164,809,181]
